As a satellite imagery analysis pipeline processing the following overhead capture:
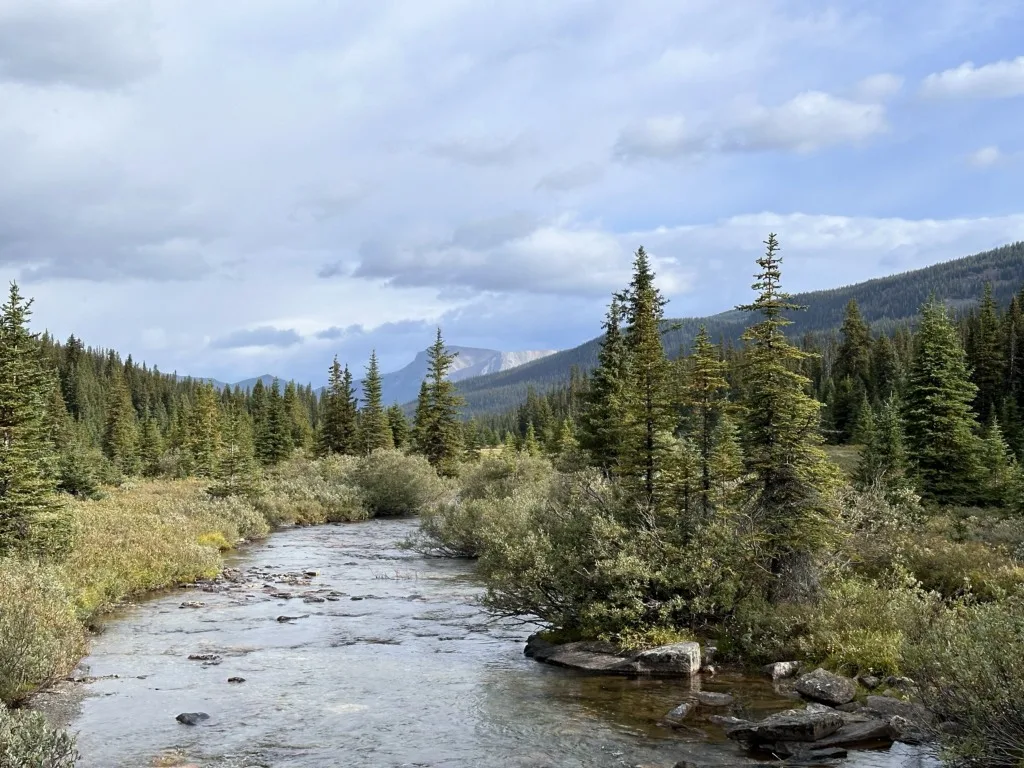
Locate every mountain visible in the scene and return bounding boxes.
[451,241,1024,415]
[376,346,556,406]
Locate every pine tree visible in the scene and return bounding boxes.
[578,296,628,473]
[259,380,293,465]
[139,417,164,477]
[414,329,465,476]
[387,404,410,448]
[502,430,518,454]
[0,284,69,557]
[319,358,358,456]
[619,247,676,510]
[183,383,220,477]
[903,298,983,504]
[209,406,260,499]
[978,417,1016,507]
[738,235,840,604]
[522,422,541,456]
[683,326,729,516]
[970,283,1006,424]
[855,396,908,493]
[103,363,140,476]
[358,351,393,454]
[283,381,314,453]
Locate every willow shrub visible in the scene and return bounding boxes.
[351,449,448,517]
[904,594,1024,768]
[256,455,368,525]
[0,703,77,768]
[0,560,86,705]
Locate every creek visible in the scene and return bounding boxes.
[48,519,938,768]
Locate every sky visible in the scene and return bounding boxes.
[3,0,1024,386]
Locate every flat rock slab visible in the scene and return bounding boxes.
[697,691,735,707]
[806,719,895,749]
[727,709,844,746]
[525,634,701,677]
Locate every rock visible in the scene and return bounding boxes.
[795,668,857,706]
[227,677,246,683]
[883,675,915,691]
[783,747,849,763]
[175,712,210,726]
[810,719,895,749]
[889,716,931,745]
[709,715,750,728]
[701,665,717,676]
[304,570,318,577]
[187,653,220,662]
[179,601,205,609]
[525,635,702,677]
[726,709,844,747]
[276,615,301,622]
[701,646,717,667]
[858,675,881,690]
[762,661,801,680]
[697,691,734,707]
[663,701,696,724]
[350,596,365,601]
[632,642,702,677]
[303,596,326,603]
[863,695,932,725]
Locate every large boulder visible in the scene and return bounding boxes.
[525,634,701,677]
[795,668,857,706]
[762,661,801,680]
[863,695,932,726]
[726,709,844,747]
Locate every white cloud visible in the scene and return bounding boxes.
[921,56,1024,99]
[853,73,904,101]
[968,145,1005,167]
[615,91,887,160]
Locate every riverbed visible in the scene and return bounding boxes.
[43,519,939,768]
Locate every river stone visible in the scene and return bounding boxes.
[179,601,205,609]
[524,634,702,678]
[858,674,881,690]
[187,653,220,662]
[762,661,801,680]
[795,668,857,706]
[803,718,895,749]
[227,677,246,683]
[697,691,734,707]
[726,709,844,746]
[175,712,210,726]
[663,701,696,724]
[863,695,932,725]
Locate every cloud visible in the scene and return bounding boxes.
[535,163,605,191]
[614,91,887,160]
[852,73,904,101]
[428,135,536,166]
[0,0,158,89]
[211,327,303,350]
[921,56,1024,99]
[967,145,1006,168]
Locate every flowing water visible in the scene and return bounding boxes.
[49,519,940,768]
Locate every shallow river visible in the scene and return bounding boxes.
[53,519,940,768]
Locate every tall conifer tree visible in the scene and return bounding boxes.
[358,351,393,454]
[414,329,464,476]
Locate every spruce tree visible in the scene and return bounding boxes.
[259,380,293,465]
[522,422,541,456]
[870,334,901,402]
[978,417,1016,507]
[103,363,140,476]
[578,296,628,473]
[358,351,393,454]
[414,329,464,476]
[284,380,314,453]
[903,298,983,504]
[0,284,69,557]
[970,283,1006,424]
[318,358,358,455]
[139,417,164,477]
[856,396,908,493]
[710,413,744,507]
[683,325,729,516]
[411,380,430,451]
[209,406,260,499]
[183,383,220,477]
[737,234,840,604]
[619,247,675,510]
[387,404,410,448]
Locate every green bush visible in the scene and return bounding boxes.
[257,456,368,525]
[0,560,86,705]
[904,594,1024,767]
[0,704,77,768]
[457,453,555,501]
[350,450,446,517]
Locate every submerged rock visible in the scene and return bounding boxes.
[697,691,734,707]
[663,701,696,724]
[227,677,246,684]
[187,653,220,662]
[762,661,801,680]
[175,712,210,726]
[524,634,702,677]
[179,601,205,609]
[795,668,856,706]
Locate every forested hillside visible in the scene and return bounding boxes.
[455,242,1024,415]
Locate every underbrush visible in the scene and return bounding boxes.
[257,455,368,525]
[0,703,77,768]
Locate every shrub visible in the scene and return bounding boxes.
[257,456,368,525]
[0,560,85,705]
[457,453,555,501]
[414,495,519,558]
[904,595,1024,767]
[350,450,446,517]
[0,703,77,768]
